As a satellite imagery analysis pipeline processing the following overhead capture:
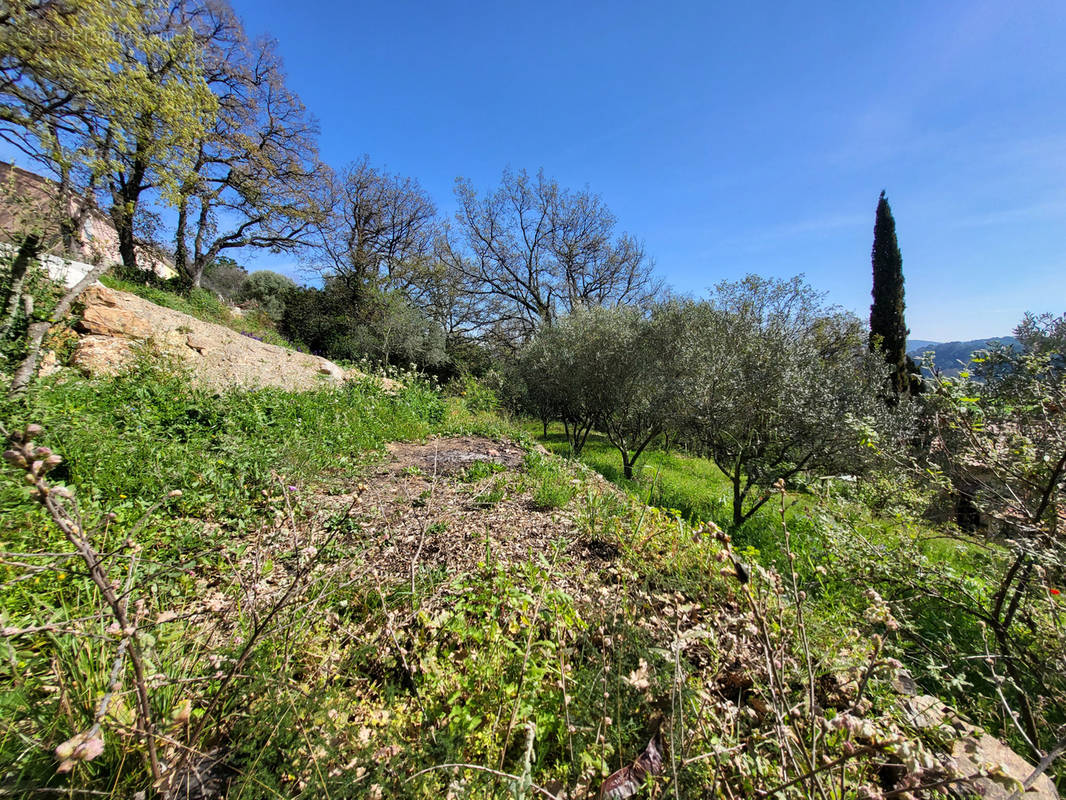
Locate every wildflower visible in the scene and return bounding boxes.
[623,659,651,690]
[1051,588,1061,596]
[287,485,298,492]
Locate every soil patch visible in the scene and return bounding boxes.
[385,435,526,477]
[315,436,611,585]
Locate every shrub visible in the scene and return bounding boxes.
[237,270,297,321]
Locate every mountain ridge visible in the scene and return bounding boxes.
[907,336,1019,375]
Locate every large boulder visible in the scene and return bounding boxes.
[71,285,350,392]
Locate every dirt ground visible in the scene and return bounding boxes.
[313,435,618,583]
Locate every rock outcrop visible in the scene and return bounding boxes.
[71,285,355,392]
[901,694,1058,799]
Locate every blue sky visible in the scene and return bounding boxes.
[232,0,1066,341]
[9,1,1064,340]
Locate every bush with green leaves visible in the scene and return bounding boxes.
[282,280,447,371]
[907,314,1066,753]
[237,269,297,321]
[448,371,501,414]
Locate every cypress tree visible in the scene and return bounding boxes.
[869,190,910,396]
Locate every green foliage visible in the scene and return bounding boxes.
[470,478,506,507]
[237,270,297,321]
[282,281,447,371]
[683,275,899,527]
[5,340,1066,795]
[460,459,505,483]
[529,416,1066,771]
[927,334,1066,538]
[524,451,577,510]
[0,0,217,271]
[530,423,732,525]
[447,371,502,414]
[519,305,690,478]
[0,356,444,522]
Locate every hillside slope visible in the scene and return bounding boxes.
[0,370,1057,798]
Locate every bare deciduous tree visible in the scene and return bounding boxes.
[310,157,437,310]
[445,168,660,345]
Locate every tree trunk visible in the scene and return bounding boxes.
[9,260,109,398]
[623,457,634,480]
[190,199,212,289]
[732,470,745,528]
[114,203,138,271]
[174,196,189,277]
[0,235,40,337]
[111,156,147,272]
[189,256,207,290]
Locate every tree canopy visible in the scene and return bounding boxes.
[173,4,326,287]
[0,0,216,263]
[685,275,893,526]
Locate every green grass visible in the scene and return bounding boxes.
[0,357,525,795]
[0,356,461,568]
[3,369,1063,795]
[524,449,577,510]
[522,423,823,571]
[524,423,731,523]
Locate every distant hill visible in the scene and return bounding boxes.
[906,339,939,353]
[907,337,1019,376]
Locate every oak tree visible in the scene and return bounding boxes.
[173,2,326,287]
[446,168,660,346]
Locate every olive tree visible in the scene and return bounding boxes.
[518,314,597,455]
[519,304,688,476]
[684,275,890,527]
